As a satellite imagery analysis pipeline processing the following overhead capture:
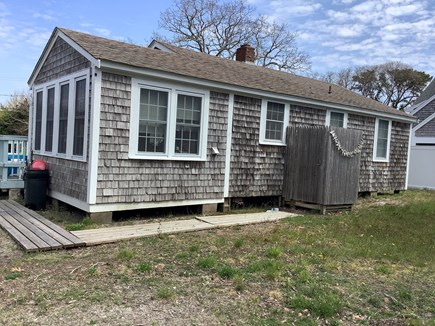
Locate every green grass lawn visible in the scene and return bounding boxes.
[1,189,434,325]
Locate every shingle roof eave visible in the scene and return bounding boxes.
[57,27,411,119]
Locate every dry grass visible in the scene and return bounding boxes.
[0,189,434,325]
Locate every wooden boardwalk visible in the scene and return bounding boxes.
[0,200,85,252]
[72,211,293,246]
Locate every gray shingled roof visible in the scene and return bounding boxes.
[56,27,409,118]
[413,78,435,105]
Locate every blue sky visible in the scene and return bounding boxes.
[1,0,434,104]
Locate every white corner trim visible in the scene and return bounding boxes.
[87,66,102,204]
[224,93,234,197]
[405,123,412,190]
[373,118,392,162]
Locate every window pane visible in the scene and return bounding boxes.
[34,91,43,151]
[376,119,389,159]
[58,84,69,154]
[265,102,285,141]
[73,79,86,156]
[138,88,168,153]
[330,112,344,128]
[175,94,202,154]
[45,88,55,152]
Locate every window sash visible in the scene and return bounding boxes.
[265,102,285,141]
[57,83,69,154]
[73,79,86,156]
[45,87,55,152]
[34,91,43,151]
[330,112,344,128]
[175,94,202,154]
[138,89,169,153]
[376,119,390,159]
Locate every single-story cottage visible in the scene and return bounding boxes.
[28,27,415,220]
[406,79,435,189]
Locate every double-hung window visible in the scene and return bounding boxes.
[130,79,209,160]
[32,69,89,161]
[259,99,289,145]
[373,118,391,162]
[326,111,348,128]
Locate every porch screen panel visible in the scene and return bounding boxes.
[175,94,201,154]
[58,84,69,154]
[45,87,55,152]
[73,79,86,156]
[138,89,168,153]
[34,91,43,151]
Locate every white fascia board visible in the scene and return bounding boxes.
[148,40,175,53]
[413,111,435,132]
[100,60,416,124]
[88,198,224,213]
[28,30,100,87]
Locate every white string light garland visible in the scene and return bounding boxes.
[329,130,364,158]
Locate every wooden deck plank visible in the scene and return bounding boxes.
[198,211,291,226]
[0,205,63,250]
[0,214,39,252]
[72,219,216,246]
[0,201,74,247]
[0,210,50,249]
[7,200,85,246]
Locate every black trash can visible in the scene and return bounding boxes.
[24,170,49,210]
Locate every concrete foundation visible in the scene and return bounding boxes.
[201,203,218,215]
[8,189,22,201]
[87,211,113,223]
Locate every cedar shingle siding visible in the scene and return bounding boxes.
[34,38,90,84]
[32,38,91,202]
[33,155,88,201]
[96,72,227,204]
[229,96,285,197]
[28,28,414,212]
[416,119,435,137]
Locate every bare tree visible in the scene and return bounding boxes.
[158,0,310,72]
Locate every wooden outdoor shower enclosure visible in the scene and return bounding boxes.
[283,126,363,212]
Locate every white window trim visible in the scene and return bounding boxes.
[325,110,348,128]
[129,78,210,161]
[259,99,289,146]
[32,69,90,162]
[373,118,391,162]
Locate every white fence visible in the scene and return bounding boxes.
[0,135,28,189]
[408,146,435,190]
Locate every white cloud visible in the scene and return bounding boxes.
[33,11,57,21]
[94,28,111,37]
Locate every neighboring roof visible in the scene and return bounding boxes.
[413,77,435,105]
[31,27,411,119]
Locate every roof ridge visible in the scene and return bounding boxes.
[34,27,413,119]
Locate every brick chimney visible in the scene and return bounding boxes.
[235,44,255,63]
